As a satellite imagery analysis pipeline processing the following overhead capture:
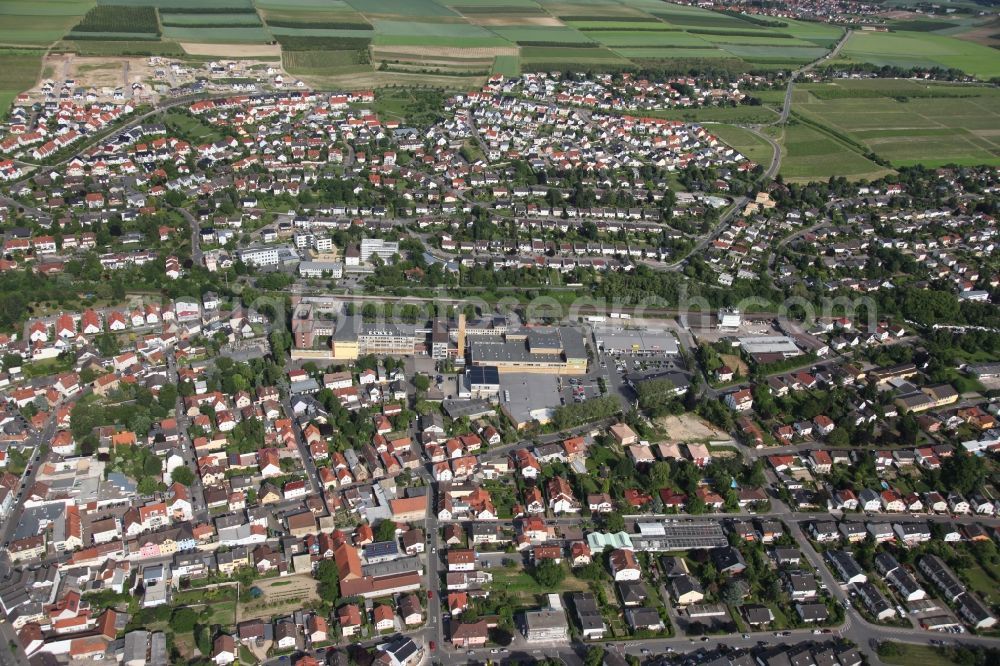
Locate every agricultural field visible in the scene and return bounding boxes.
[776,120,893,182]
[614,46,729,60]
[0,0,93,47]
[492,54,519,75]
[97,0,254,6]
[69,6,160,36]
[645,104,779,125]
[0,49,44,120]
[159,13,262,26]
[708,124,775,166]
[491,24,594,44]
[794,80,1000,168]
[161,25,271,43]
[284,48,369,77]
[256,0,371,29]
[836,29,1000,79]
[2,0,998,90]
[346,0,459,18]
[57,39,185,56]
[519,44,629,67]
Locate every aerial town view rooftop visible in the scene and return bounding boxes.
[0,2,999,666]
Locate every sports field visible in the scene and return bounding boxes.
[794,80,1000,168]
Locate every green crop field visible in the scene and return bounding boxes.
[777,120,891,181]
[0,0,93,46]
[160,13,263,26]
[586,30,710,47]
[256,0,371,29]
[71,5,159,34]
[347,0,459,18]
[284,48,368,76]
[492,25,594,44]
[707,124,775,165]
[520,44,628,64]
[718,44,827,62]
[837,30,1000,79]
[0,49,44,120]
[613,46,727,59]
[568,20,674,30]
[162,25,271,42]
[98,0,254,6]
[646,105,780,124]
[372,19,494,38]
[492,54,519,75]
[794,80,1000,167]
[268,27,371,38]
[56,39,185,55]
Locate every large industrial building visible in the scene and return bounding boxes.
[594,325,679,356]
[291,304,424,361]
[291,304,589,378]
[468,327,588,375]
[498,373,561,429]
[738,335,802,361]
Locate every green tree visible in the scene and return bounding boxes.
[941,449,985,495]
[532,560,566,588]
[171,466,195,486]
[649,461,672,489]
[171,608,198,632]
[143,455,162,477]
[604,512,625,533]
[375,520,397,542]
[412,374,430,392]
[720,580,743,606]
[315,560,341,605]
[138,477,158,495]
[826,427,849,447]
[585,647,606,666]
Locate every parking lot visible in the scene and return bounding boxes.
[595,349,691,404]
[557,375,602,405]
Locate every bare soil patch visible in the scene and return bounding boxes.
[32,54,156,95]
[180,42,281,57]
[719,353,748,377]
[953,19,1000,48]
[472,16,564,27]
[655,414,727,441]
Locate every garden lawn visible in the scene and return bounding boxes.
[878,643,960,666]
